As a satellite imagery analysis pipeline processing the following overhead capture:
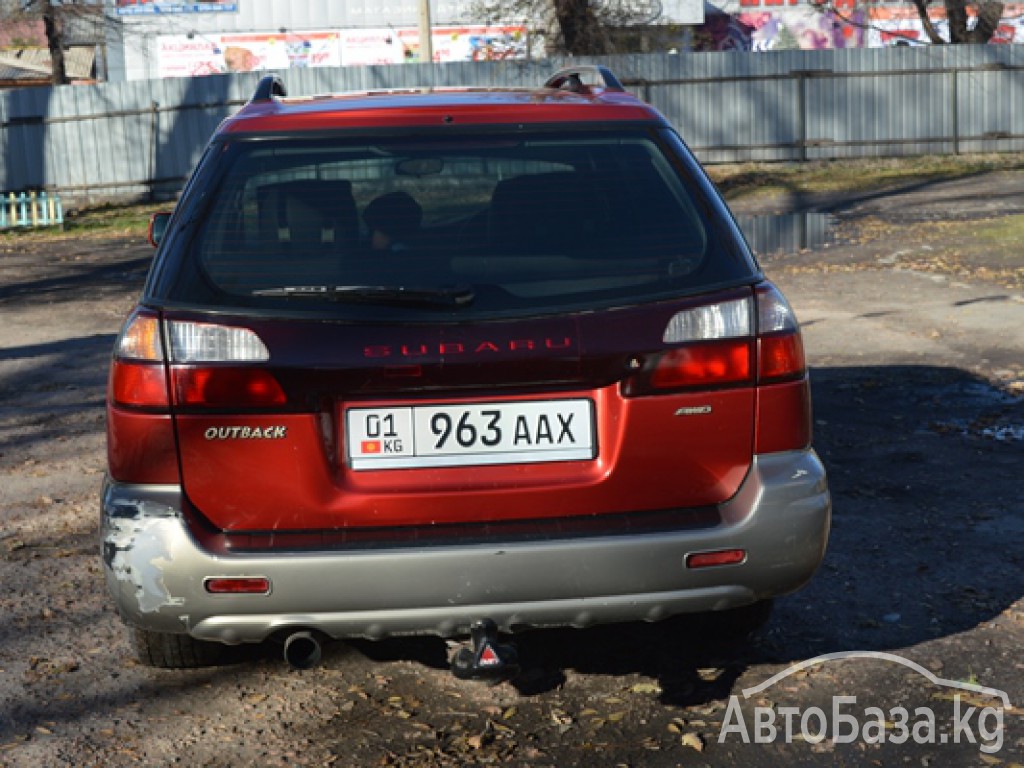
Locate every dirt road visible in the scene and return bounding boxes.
[1,172,1022,766]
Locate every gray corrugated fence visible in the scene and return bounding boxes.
[2,45,1023,207]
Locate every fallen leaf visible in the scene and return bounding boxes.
[681,732,704,752]
[631,682,662,695]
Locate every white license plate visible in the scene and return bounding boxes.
[346,399,595,470]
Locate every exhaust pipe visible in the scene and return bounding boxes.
[283,631,322,670]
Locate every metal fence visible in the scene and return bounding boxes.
[2,45,1023,207]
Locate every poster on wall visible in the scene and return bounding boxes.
[739,8,866,49]
[157,25,528,78]
[157,32,342,77]
[117,0,238,15]
[339,26,528,66]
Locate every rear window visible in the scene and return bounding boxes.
[156,128,756,319]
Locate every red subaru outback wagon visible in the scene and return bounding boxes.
[103,66,830,671]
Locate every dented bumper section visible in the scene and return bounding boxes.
[100,450,830,645]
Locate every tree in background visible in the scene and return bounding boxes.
[1,0,106,85]
[819,0,1006,45]
[910,0,1004,43]
[40,0,68,85]
[474,0,666,55]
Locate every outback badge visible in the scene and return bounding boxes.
[204,426,288,440]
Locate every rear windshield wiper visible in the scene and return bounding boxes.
[252,284,475,307]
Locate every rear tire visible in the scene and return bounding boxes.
[130,627,225,668]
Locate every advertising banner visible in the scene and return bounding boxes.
[157,25,528,77]
[117,0,238,15]
[340,26,528,66]
[157,32,342,77]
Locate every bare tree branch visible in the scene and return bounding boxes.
[822,0,1005,45]
[909,0,949,43]
[472,0,655,55]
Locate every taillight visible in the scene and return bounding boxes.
[110,360,171,408]
[755,284,805,383]
[172,368,287,408]
[754,283,812,453]
[109,310,170,409]
[650,341,752,389]
[164,319,284,409]
[624,295,754,395]
[110,312,286,410]
[624,286,807,397]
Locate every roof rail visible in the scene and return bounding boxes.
[251,75,287,103]
[544,66,624,94]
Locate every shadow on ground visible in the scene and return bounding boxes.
[236,364,1023,704]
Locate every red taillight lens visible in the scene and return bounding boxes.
[758,332,805,383]
[650,339,753,390]
[110,360,171,408]
[172,367,287,408]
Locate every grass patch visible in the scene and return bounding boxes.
[0,201,168,243]
[707,153,1024,201]
[966,213,1024,248]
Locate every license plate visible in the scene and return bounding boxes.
[346,399,595,470]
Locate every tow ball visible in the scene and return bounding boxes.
[450,619,520,683]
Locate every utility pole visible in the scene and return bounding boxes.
[418,0,433,63]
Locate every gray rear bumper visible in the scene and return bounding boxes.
[101,450,830,644]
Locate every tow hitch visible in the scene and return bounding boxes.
[451,619,520,683]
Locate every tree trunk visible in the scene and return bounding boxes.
[41,0,68,86]
[945,0,970,41]
[968,0,1006,43]
[554,0,610,55]
[911,0,1005,44]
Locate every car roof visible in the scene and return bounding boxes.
[219,70,670,134]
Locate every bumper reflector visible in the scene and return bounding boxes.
[205,577,271,594]
[686,549,746,569]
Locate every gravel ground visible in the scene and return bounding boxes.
[1,172,1022,767]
